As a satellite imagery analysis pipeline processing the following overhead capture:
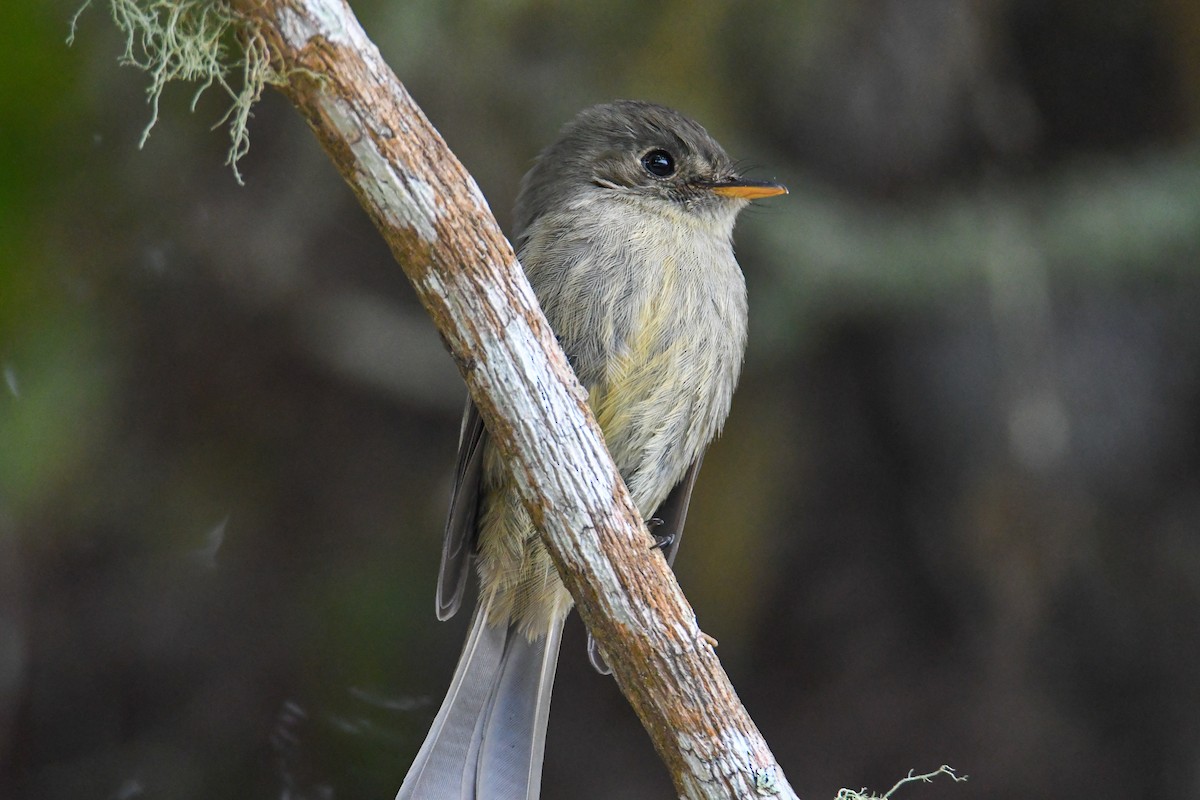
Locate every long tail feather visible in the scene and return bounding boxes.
[397,599,564,800]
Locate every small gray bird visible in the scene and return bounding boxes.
[397,100,785,800]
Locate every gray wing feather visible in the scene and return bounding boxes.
[587,455,705,674]
[437,400,487,621]
[650,453,705,568]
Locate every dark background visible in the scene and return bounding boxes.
[3,1,1200,798]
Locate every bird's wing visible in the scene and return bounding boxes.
[651,453,704,568]
[436,399,486,621]
[586,454,705,673]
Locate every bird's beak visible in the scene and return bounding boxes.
[704,179,788,200]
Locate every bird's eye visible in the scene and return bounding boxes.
[640,149,675,177]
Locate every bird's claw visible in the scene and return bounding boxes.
[647,519,674,551]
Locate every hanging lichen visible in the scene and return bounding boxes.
[69,0,289,183]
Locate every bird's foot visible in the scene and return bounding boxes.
[646,518,674,551]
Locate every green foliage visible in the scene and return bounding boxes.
[0,310,117,511]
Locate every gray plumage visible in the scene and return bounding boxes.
[397,100,785,800]
[397,595,562,800]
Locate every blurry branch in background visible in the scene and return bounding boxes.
[754,145,1200,479]
[757,148,1200,350]
[77,0,801,797]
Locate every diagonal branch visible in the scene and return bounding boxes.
[224,0,798,796]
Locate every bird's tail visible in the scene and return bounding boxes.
[396,597,564,800]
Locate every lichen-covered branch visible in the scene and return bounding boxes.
[117,0,800,795]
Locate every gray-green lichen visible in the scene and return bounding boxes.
[836,766,967,800]
[69,0,288,183]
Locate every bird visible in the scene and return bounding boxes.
[397,100,786,800]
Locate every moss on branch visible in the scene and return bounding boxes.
[69,0,289,183]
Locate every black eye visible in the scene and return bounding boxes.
[640,149,675,177]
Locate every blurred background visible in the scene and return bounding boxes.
[3,0,1200,798]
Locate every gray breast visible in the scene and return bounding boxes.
[519,196,747,512]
